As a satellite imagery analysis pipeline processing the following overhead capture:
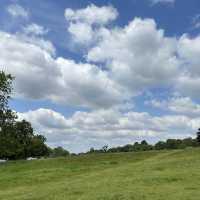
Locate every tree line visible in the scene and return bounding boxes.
[0,71,69,160]
[87,135,200,154]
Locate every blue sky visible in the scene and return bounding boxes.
[1,0,200,153]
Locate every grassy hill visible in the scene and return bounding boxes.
[0,148,200,200]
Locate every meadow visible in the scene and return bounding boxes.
[0,148,200,200]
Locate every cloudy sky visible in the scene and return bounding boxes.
[1,0,200,153]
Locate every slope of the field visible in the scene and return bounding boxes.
[0,148,200,200]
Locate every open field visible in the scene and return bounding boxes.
[0,148,200,200]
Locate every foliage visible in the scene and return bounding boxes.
[0,71,50,160]
[196,128,200,144]
[0,71,16,128]
[50,146,70,157]
[87,137,199,154]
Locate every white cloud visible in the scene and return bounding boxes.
[147,97,200,117]
[64,5,200,103]
[19,108,197,152]
[2,4,200,153]
[55,58,123,108]
[178,34,200,75]
[0,31,123,109]
[19,108,70,129]
[0,32,60,101]
[7,4,29,18]
[176,34,200,98]
[65,4,118,25]
[67,22,94,44]
[23,23,48,36]
[87,18,179,95]
[3,4,200,109]
[65,4,118,45]
[14,33,56,55]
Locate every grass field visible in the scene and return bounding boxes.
[0,148,200,200]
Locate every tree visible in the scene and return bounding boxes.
[0,71,50,159]
[166,139,179,149]
[0,71,17,159]
[14,120,34,158]
[102,145,108,153]
[0,71,16,128]
[89,147,95,153]
[141,140,148,146]
[14,120,50,158]
[155,141,166,150]
[121,144,133,152]
[133,142,140,151]
[51,147,70,157]
[182,137,195,147]
[0,71,13,108]
[196,128,200,144]
[29,134,50,157]
[0,119,50,160]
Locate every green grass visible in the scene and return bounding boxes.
[0,148,200,200]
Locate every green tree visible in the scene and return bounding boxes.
[122,144,133,152]
[0,71,16,128]
[89,147,95,153]
[0,71,17,159]
[29,135,50,157]
[0,71,50,159]
[196,128,200,145]
[14,120,50,158]
[155,141,166,150]
[102,145,108,153]
[52,147,70,157]
[14,120,34,158]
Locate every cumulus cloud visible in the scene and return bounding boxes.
[19,108,198,152]
[19,108,162,140]
[87,18,179,95]
[65,4,118,25]
[64,5,200,102]
[67,22,94,44]
[0,31,60,99]
[2,4,200,152]
[23,23,48,36]
[65,4,118,45]
[0,31,123,108]
[2,4,200,108]
[54,58,123,108]
[147,97,200,117]
[178,34,200,74]
[176,34,200,98]
[7,4,29,18]
[3,4,200,108]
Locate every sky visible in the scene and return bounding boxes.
[1,0,200,153]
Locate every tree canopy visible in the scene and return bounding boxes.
[0,71,50,160]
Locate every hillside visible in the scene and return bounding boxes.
[0,148,200,200]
